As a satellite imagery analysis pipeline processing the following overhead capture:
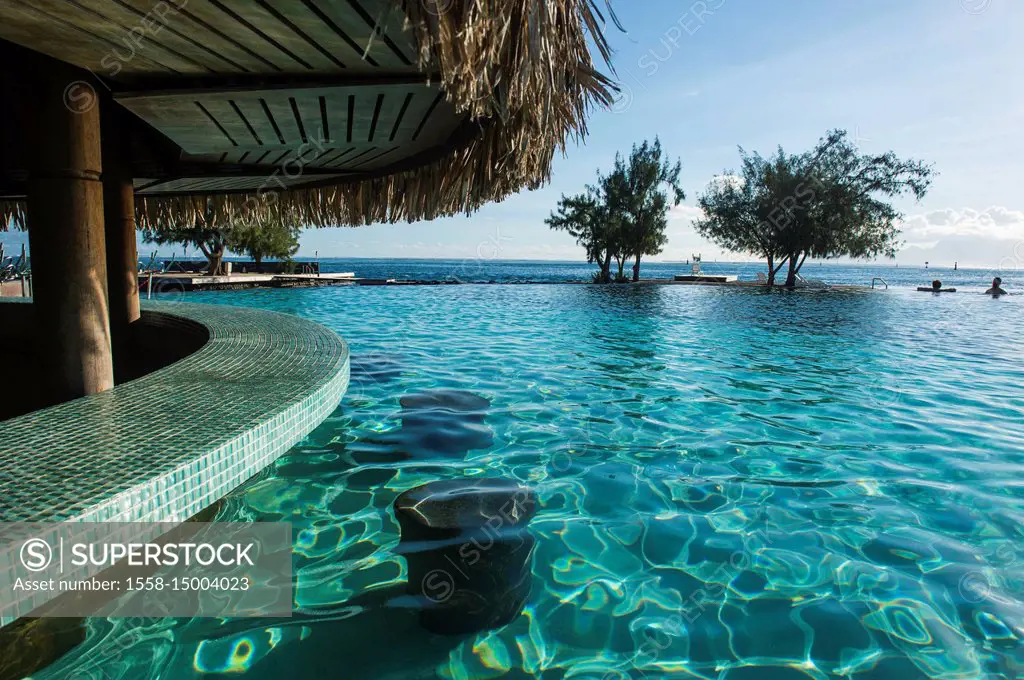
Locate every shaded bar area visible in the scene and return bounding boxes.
[0,1,613,417]
[0,2,612,664]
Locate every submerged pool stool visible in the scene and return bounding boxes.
[393,478,537,635]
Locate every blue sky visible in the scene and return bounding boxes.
[302,0,1023,266]
[4,0,1022,267]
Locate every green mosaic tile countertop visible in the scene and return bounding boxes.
[0,301,350,525]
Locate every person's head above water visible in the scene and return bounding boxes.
[932,280,942,291]
[986,277,1007,295]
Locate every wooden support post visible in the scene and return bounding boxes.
[102,104,140,345]
[104,176,139,323]
[104,173,139,384]
[24,67,114,401]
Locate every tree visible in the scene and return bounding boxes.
[603,138,684,281]
[694,149,808,287]
[228,218,301,268]
[790,131,932,286]
[142,202,304,275]
[695,129,934,287]
[546,186,620,283]
[141,199,229,275]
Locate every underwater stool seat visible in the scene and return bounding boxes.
[393,478,537,635]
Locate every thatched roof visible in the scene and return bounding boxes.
[0,0,615,231]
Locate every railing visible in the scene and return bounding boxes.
[871,277,889,289]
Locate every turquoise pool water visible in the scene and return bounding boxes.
[42,284,1023,679]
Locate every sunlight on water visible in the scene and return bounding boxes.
[38,284,1024,679]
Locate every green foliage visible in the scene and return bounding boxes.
[693,151,796,286]
[547,138,683,283]
[603,138,685,281]
[695,129,934,286]
[142,200,303,275]
[546,185,620,283]
[228,219,301,266]
[141,200,229,275]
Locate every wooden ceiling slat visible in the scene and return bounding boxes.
[0,0,419,81]
[0,1,180,76]
[183,0,333,72]
[197,102,244,147]
[367,93,385,142]
[228,101,265,147]
[246,98,286,147]
[259,0,387,72]
[116,83,463,175]
[386,89,462,144]
[148,0,295,73]
[288,96,312,144]
[157,178,205,192]
[257,95,305,148]
[308,146,340,164]
[40,0,223,76]
[114,97,229,154]
[306,0,416,70]
[173,150,356,174]
[322,147,358,168]
[196,99,261,149]
[388,92,415,142]
[92,0,254,74]
[315,147,353,167]
[340,146,378,166]
[222,150,251,164]
[347,146,397,170]
[413,98,464,149]
[250,150,275,165]
[118,83,450,154]
[138,172,350,194]
[410,91,445,141]
[135,178,188,193]
[114,0,288,74]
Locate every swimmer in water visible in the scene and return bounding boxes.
[918,279,956,292]
[985,277,1008,296]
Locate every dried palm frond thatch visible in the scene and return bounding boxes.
[1,0,617,232]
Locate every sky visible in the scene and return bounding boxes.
[3,0,1022,268]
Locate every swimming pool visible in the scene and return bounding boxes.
[40,284,1023,679]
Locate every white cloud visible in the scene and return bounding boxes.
[668,203,705,222]
[661,203,1024,266]
[901,205,1024,246]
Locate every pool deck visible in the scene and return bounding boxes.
[146,272,359,291]
[0,301,349,625]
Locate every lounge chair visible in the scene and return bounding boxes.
[793,273,829,289]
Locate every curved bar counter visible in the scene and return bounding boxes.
[0,301,349,528]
